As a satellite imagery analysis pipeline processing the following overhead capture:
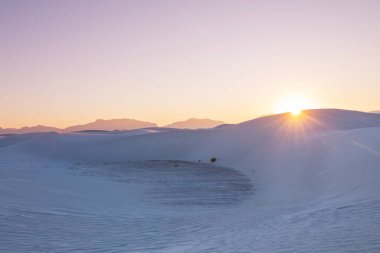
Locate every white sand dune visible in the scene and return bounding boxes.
[1,109,380,252]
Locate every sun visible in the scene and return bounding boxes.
[276,95,314,116]
[291,108,302,116]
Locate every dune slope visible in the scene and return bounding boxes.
[0,109,380,252]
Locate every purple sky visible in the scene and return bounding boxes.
[1,0,380,128]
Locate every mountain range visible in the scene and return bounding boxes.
[4,110,380,135]
[0,118,225,134]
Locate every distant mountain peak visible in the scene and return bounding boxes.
[164,118,225,129]
[0,125,60,135]
[64,118,157,132]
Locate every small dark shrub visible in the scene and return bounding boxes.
[210,157,217,163]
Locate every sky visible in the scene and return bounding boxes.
[1,0,380,128]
